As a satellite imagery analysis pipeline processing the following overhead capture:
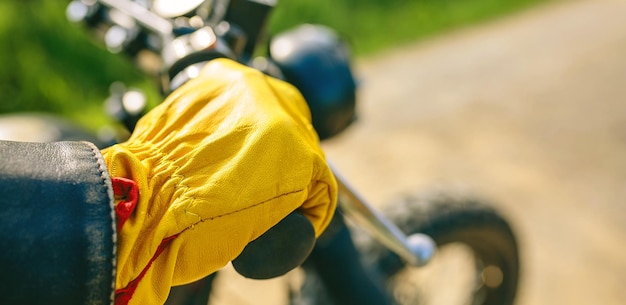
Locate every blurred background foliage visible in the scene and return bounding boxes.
[0,0,546,131]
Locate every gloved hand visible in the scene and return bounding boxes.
[102,58,337,305]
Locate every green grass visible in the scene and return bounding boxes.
[0,2,159,129]
[0,0,547,132]
[268,0,546,55]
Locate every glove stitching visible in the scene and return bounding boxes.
[137,143,335,234]
[174,188,306,237]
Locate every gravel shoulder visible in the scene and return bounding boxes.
[323,0,626,304]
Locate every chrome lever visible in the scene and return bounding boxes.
[330,163,436,267]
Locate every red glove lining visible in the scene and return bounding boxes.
[111,177,138,231]
[114,234,179,305]
[113,177,179,305]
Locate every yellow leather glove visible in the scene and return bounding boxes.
[102,58,337,305]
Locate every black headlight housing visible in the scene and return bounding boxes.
[269,24,357,140]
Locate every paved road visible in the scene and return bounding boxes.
[212,0,626,304]
[323,0,626,304]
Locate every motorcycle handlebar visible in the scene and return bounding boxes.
[231,212,316,279]
[68,0,275,93]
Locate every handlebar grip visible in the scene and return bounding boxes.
[232,212,316,279]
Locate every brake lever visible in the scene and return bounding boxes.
[330,162,436,267]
